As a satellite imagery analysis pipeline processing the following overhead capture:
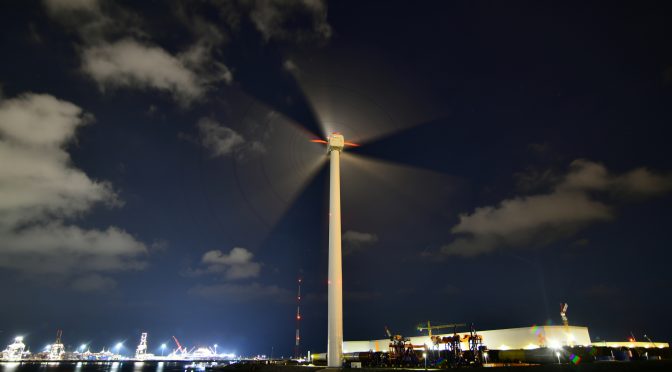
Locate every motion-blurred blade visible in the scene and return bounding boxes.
[340,152,467,245]
[287,50,450,144]
[233,112,328,234]
[226,38,323,138]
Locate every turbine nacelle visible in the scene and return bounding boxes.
[328,133,344,152]
[311,132,359,153]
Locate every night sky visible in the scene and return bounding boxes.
[1,0,672,357]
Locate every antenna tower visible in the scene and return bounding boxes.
[294,277,302,359]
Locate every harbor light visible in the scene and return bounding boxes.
[80,344,87,351]
[115,342,123,353]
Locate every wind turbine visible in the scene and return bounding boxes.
[310,133,359,367]
[210,64,455,368]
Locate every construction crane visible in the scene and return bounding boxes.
[560,303,569,327]
[643,333,657,348]
[172,336,186,354]
[384,326,393,339]
[560,302,573,346]
[417,321,466,337]
[48,329,65,360]
[135,332,148,359]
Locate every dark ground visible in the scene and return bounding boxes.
[221,361,672,371]
[2,361,670,372]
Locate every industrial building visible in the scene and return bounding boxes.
[343,325,592,353]
[591,341,670,349]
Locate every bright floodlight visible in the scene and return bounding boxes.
[80,344,87,350]
[115,342,123,350]
[327,132,344,367]
[161,343,166,348]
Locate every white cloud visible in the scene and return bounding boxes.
[0,223,146,274]
[179,43,233,86]
[197,118,265,158]
[442,192,611,257]
[43,0,100,13]
[199,247,261,280]
[283,59,299,72]
[0,94,114,226]
[43,1,231,104]
[0,93,147,286]
[613,167,672,197]
[442,159,672,257]
[559,159,672,194]
[197,118,245,157]
[342,230,378,254]
[343,230,378,244]
[42,0,141,45]
[81,39,204,104]
[173,10,233,87]
[203,247,254,265]
[249,0,332,43]
[0,93,89,146]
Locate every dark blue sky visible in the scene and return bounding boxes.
[1,0,671,357]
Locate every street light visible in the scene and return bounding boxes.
[555,351,561,364]
[423,352,427,370]
[160,343,166,356]
[80,344,87,352]
[214,344,218,355]
[115,342,123,356]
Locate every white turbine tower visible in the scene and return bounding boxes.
[327,132,344,367]
[311,132,359,367]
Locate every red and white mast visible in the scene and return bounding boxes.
[295,277,302,359]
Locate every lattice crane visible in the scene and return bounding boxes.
[417,321,466,337]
